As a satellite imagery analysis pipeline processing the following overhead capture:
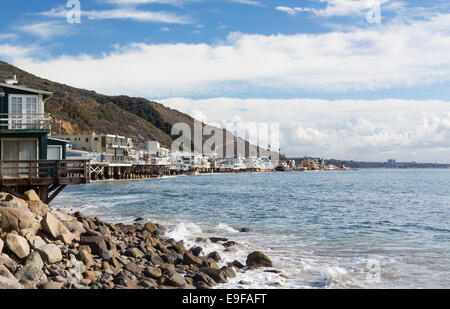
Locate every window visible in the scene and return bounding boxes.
[9,95,40,129]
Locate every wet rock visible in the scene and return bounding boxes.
[139,278,158,289]
[239,280,252,286]
[189,246,202,257]
[230,260,245,269]
[160,264,175,276]
[246,251,273,268]
[192,272,217,287]
[207,251,222,262]
[143,222,165,234]
[209,237,228,243]
[221,266,236,278]
[239,228,250,233]
[223,241,238,248]
[199,267,228,284]
[6,233,30,259]
[182,251,202,266]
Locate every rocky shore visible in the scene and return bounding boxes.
[0,190,277,289]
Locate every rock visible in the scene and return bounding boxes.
[148,254,164,265]
[41,212,74,244]
[79,249,95,267]
[189,246,202,257]
[224,241,238,248]
[0,239,3,254]
[0,276,23,289]
[171,242,186,254]
[246,251,273,268]
[0,207,35,233]
[221,266,236,278]
[207,251,222,262]
[143,222,165,234]
[0,264,17,281]
[144,266,162,279]
[27,201,50,217]
[160,264,175,276]
[62,221,86,241]
[124,262,141,275]
[182,251,202,266]
[28,237,46,250]
[139,278,158,289]
[6,233,30,259]
[209,237,228,243]
[239,228,250,233]
[166,273,186,287]
[14,266,47,282]
[23,190,40,202]
[84,270,97,282]
[79,235,107,255]
[25,251,44,270]
[40,281,63,289]
[36,244,62,264]
[230,260,245,269]
[126,247,144,258]
[0,253,17,272]
[239,280,252,286]
[199,267,228,284]
[193,272,217,287]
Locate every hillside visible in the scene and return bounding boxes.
[0,61,272,157]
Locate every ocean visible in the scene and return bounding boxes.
[52,169,450,289]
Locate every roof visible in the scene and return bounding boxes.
[0,82,53,96]
[48,137,71,144]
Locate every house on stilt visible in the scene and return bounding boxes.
[0,76,90,203]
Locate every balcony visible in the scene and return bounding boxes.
[0,113,51,131]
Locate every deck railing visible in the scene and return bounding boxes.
[0,160,90,185]
[0,113,51,130]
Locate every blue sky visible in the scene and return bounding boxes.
[1,0,450,161]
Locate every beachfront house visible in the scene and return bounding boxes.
[0,77,90,202]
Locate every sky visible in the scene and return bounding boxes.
[1,0,450,162]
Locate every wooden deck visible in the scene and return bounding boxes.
[0,159,90,203]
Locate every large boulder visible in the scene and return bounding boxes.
[14,266,47,282]
[36,244,62,264]
[182,251,203,266]
[0,275,23,289]
[23,190,40,202]
[79,235,107,255]
[246,251,273,268]
[0,253,17,272]
[25,251,44,271]
[0,264,17,281]
[0,207,36,233]
[41,212,74,244]
[0,193,29,211]
[0,238,3,254]
[199,267,228,284]
[6,233,30,259]
[27,201,50,218]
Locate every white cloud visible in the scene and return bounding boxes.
[8,14,450,98]
[0,33,17,40]
[19,21,73,40]
[277,0,397,17]
[40,7,191,24]
[159,97,450,162]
